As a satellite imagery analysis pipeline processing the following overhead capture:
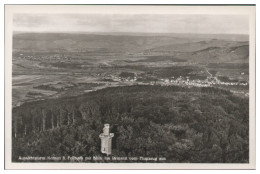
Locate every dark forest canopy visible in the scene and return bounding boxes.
[12,85,249,163]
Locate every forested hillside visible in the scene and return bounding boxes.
[12,85,249,163]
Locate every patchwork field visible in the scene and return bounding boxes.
[12,33,249,107]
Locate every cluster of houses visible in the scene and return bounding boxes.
[17,53,71,61]
[99,72,248,89]
[159,76,248,87]
[101,74,138,82]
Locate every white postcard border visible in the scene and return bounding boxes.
[4,5,256,170]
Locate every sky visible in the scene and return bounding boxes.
[13,14,249,34]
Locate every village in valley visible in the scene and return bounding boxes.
[11,10,251,164]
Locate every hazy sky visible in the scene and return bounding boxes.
[13,14,249,34]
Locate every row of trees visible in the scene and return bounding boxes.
[12,85,249,163]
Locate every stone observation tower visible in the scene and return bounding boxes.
[99,124,114,155]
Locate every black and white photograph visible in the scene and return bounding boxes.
[4,5,256,169]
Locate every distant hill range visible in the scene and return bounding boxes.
[13,32,249,63]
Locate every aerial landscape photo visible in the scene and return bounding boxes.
[12,13,249,163]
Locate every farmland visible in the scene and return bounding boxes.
[12,33,249,107]
[11,32,250,163]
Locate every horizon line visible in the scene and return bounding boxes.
[13,30,249,36]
